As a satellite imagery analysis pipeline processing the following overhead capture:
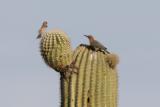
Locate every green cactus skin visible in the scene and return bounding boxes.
[60,44,118,107]
[40,29,73,72]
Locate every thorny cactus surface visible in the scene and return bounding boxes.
[40,29,73,72]
[39,29,119,107]
[60,45,118,107]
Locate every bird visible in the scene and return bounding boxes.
[84,35,110,54]
[37,21,48,39]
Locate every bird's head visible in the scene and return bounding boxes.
[84,35,95,43]
[37,21,48,39]
[42,21,48,28]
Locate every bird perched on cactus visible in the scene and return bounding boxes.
[84,35,110,54]
[37,21,48,39]
[37,21,78,79]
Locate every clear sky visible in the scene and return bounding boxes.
[0,0,160,107]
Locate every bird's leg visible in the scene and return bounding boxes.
[95,48,110,54]
[88,46,96,51]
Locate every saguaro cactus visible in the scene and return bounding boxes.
[38,29,119,107]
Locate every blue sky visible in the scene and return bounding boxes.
[0,0,160,107]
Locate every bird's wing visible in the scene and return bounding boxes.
[93,40,107,50]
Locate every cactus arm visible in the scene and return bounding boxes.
[40,30,73,72]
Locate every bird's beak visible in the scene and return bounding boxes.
[84,35,88,38]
